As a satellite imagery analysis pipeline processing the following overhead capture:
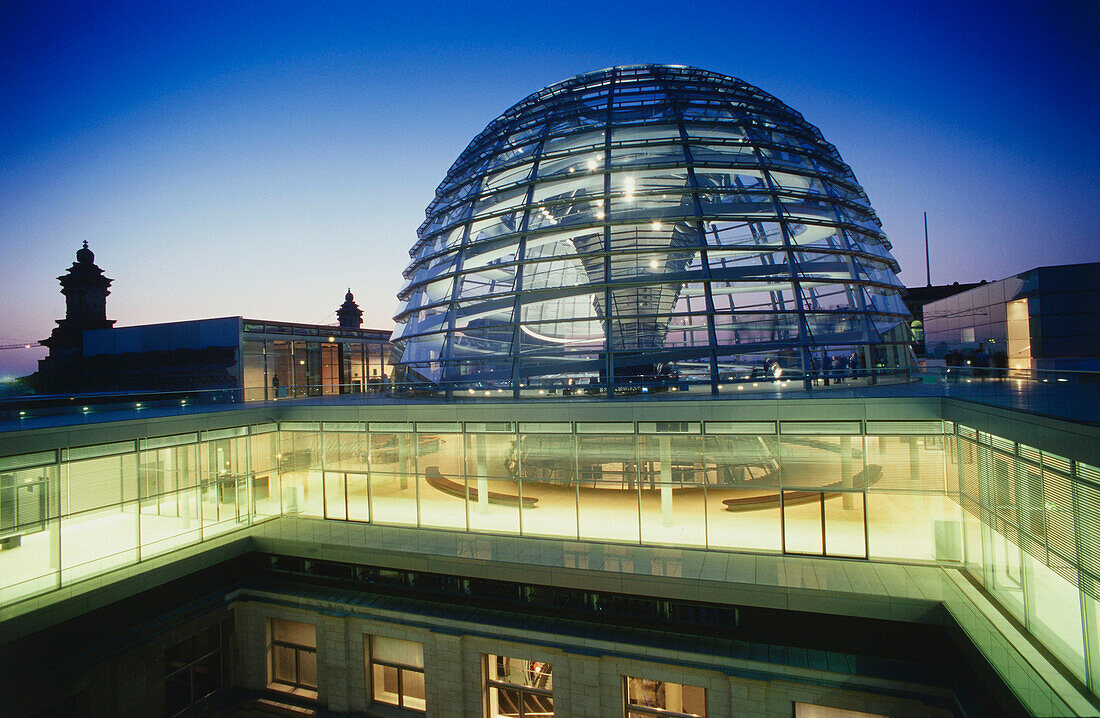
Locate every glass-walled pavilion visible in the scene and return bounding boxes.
[2,401,1099,697]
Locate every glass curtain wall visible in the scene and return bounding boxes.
[4,417,1100,695]
[239,337,393,400]
[267,419,953,562]
[0,426,279,608]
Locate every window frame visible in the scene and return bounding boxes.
[622,675,706,718]
[368,635,426,712]
[268,619,318,695]
[483,653,554,718]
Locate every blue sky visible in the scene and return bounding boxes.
[2,1,1098,375]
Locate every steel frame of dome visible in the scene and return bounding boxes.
[392,64,914,393]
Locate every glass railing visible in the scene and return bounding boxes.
[1,367,1096,427]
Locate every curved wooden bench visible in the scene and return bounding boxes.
[722,464,882,513]
[424,466,538,508]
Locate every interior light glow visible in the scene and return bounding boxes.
[651,221,661,230]
[586,159,597,170]
[649,260,658,268]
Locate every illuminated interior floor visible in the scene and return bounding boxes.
[0,502,248,605]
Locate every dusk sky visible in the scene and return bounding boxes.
[2,1,1097,377]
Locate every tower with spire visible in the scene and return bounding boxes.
[40,242,116,365]
[336,288,363,329]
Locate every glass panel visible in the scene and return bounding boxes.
[783,491,823,555]
[577,436,639,543]
[271,645,297,685]
[986,521,1025,622]
[867,492,963,563]
[638,435,706,547]
[417,432,466,530]
[369,433,417,525]
[372,663,400,705]
[780,436,862,488]
[488,655,553,689]
[466,434,520,534]
[250,433,281,517]
[401,668,426,710]
[323,472,347,520]
[1025,553,1086,681]
[372,636,424,667]
[707,486,781,552]
[279,432,323,517]
[61,502,139,583]
[347,472,369,522]
[298,649,318,689]
[518,434,577,539]
[624,675,706,716]
[489,686,523,718]
[139,486,201,559]
[824,492,866,558]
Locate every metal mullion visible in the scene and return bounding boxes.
[602,69,617,395]
[822,182,895,370]
[747,130,815,387]
[440,222,473,394]
[509,120,554,396]
[662,68,720,393]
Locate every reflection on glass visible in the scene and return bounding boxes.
[624,675,706,717]
[486,655,553,718]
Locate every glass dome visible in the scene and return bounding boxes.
[392,65,913,392]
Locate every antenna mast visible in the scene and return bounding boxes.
[923,211,931,287]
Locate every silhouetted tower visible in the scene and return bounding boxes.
[336,288,363,329]
[41,242,116,363]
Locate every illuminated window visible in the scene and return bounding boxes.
[268,618,317,698]
[485,654,554,717]
[369,636,426,711]
[623,675,705,717]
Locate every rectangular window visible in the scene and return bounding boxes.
[369,636,426,711]
[165,620,231,718]
[485,654,553,717]
[623,675,705,717]
[268,618,317,698]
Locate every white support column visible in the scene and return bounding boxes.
[660,435,673,526]
[477,434,489,516]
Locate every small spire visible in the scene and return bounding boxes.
[337,287,363,328]
[76,240,95,264]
